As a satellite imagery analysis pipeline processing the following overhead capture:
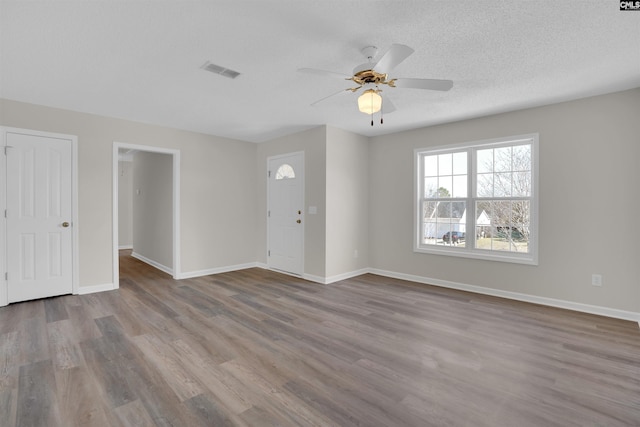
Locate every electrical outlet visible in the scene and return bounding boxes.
[591,274,602,287]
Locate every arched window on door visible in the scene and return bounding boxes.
[275,163,296,180]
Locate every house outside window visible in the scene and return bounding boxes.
[415,134,538,265]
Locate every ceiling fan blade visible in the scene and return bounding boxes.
[382,95,397,113]
[298,68,351,79]
[310,88,351,106]
[393,78,453,91]
[373,44,414,74]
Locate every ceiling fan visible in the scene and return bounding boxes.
[298,44,453,125]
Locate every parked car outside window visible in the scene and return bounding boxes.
[442,231,465,243]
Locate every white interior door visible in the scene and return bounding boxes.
[5,130,74,303]
[268,152,304,275]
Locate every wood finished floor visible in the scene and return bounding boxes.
[1,251,640,426]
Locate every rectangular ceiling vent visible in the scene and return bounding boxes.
[201,61,241,79]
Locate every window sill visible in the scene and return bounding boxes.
[414,245,538,266]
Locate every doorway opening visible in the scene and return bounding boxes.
[112,143,180,288]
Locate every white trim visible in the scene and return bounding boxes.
[302,273,326,284]
[0,127,79,306]
[131,252,174,276]
[324,268,370,284]
[177,262,260,280]
[302,268,371,285]
[369,268,640,323]
[0,129,6,306]
[113,142,181,291]
[76,283,116,295]
[253,267,369,285]
[118,245,133,250]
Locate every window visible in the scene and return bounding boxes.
[415,134,538,264]
[275,164,295,180]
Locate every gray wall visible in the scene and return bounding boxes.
[0,98,257,288]
[368,88,640,313]
[325,127,369,278]
[132,151,173,270]
[117,160,133,248]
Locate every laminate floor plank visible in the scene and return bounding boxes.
[2,250,639,426]
[44,297,70,324]
[54,366,114,427]
[132,334,206,402]
[47,320,84,370]
[113,399,155,427]
[16,359,62,427]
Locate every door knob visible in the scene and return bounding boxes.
[62,222,70,228]
[296,219,301,224]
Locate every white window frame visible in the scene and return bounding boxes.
[414,133,539,265]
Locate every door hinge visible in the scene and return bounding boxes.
[4,146,12,155]
[4,209,6,218]
[4,272,7,281]
[267,210,270,217]
[268,250,271,257]
[268,170,271,178]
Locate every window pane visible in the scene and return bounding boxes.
[513,145,531,171]
[474,200,530,253]
[512,200,530,232]
[477,149,493,173]
[494,147,512,172]
[452,175,467,198]
[424,177,438,198]
[513,171,531,196]
[438,153,452,175]
[477,173,493,197]
[453,152,467,175]
[441,201,466,247]
[438,176,453,198]
[494,172,512,197]
[275,164,295,180]
[422,200,466,247]
[422,201,438,244]
[424,155,438,176]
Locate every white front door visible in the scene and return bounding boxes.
[5,129,75,303]
[268,152,304,275]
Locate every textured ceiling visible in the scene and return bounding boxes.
[1,1,639,143]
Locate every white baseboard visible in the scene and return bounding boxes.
[76,282,116,295]
[301,268,370,285]
[369,268,640,324]
[325,268,370,284]
[131,252,174,276]
[177,262,259,280]
[302,273,326,284]
[118,244,133,250]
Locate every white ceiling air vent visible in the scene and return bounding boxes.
[201,61,241,79]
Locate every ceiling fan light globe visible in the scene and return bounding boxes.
[358,90,382,114]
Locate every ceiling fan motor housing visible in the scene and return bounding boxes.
[351,69,393,87]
